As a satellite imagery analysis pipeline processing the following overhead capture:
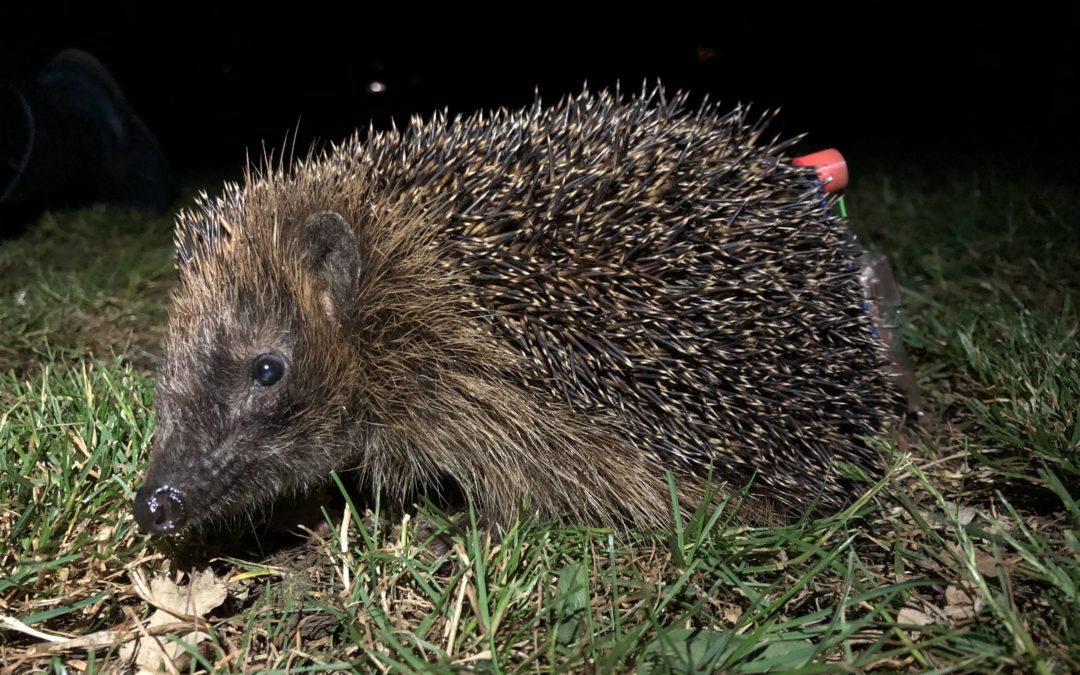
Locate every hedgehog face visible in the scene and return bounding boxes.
[134,211,363,535]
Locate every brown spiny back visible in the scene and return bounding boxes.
[159,85,904,533]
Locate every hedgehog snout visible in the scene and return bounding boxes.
[133,484,188,534]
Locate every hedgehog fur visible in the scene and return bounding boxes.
[133,85,906,536]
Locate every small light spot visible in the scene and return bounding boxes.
[367,80,386,94]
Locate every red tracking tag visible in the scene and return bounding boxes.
[793,148,848,193]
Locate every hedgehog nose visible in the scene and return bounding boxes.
[134,485,188,534]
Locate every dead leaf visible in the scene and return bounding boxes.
[897,607,932,626]
[940,501,976,526]
[138,568,227,617]
[956,506,976,526]
[119,569,228,673]
[943,581,984,620]
[975,549,1000,577]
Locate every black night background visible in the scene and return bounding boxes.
[2,3,1076,187]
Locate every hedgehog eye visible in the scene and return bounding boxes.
[251,353,286,387]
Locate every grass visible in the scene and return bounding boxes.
[1,161,1078,672]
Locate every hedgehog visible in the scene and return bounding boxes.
[133,85,907,537]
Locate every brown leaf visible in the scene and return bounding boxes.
[119,569,228,673]
[897,607,933,626]
[140,569,228,618]
[942,581,983,620]
[975,549,1000,577]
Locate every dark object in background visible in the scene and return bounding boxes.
[0,49,169,229]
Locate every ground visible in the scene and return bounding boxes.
[0,159,1077,673]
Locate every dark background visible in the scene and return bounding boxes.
[2,3,1077,181]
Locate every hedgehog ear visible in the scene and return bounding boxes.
[297,211,361,322]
